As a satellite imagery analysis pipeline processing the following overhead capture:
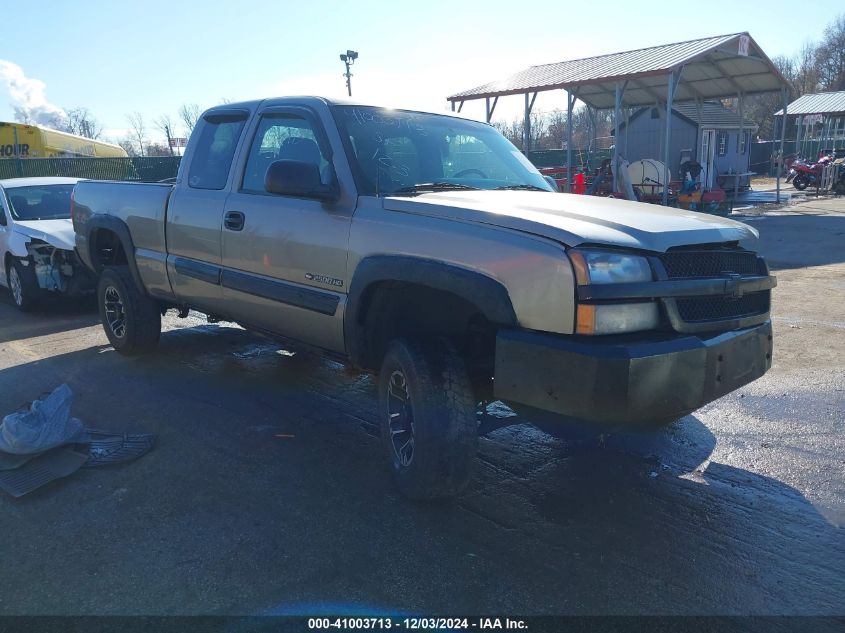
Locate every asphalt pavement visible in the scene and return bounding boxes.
[0,200,843,617]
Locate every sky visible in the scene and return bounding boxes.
[0,0,837,146]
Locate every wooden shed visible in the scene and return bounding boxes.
[615,102,758,189]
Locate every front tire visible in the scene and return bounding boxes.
[7,258,39,312]
[97,267,161,355]
[792,174,809,190]
[378,338,477,500]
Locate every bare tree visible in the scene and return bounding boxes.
[126,112,147,157]
[178,103,201,136]
[492,118,524,149]
[63,107,103,139]
[154,114,176,156]
[117,138,139,157]
[817,14,845,91]
[542,109,568,150]
[795,42,820,95]
[145,142,172,157]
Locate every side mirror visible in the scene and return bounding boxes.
[264,160,338,201]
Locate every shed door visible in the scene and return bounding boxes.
[699,129,716,189]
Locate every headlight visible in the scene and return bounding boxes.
[569,249,658,334]
[568,249,653,285]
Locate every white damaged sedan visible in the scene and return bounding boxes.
[0,177,95,311]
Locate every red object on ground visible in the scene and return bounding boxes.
[539,166,569,191]
[701,188,726,203]
[573,172,586,194]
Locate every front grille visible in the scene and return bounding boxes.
[676,292,770,323]
[659,249,766,278]
[657,249,771,328]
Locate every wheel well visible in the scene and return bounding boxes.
[90,229,128,271]
[355,282,497,386]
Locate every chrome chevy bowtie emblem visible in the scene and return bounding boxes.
[722,272,743,299]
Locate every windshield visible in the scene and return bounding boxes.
[331,106,553,196]
[5,184,74,221]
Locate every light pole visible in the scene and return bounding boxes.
[339,50,358,97]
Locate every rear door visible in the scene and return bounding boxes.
[220,105,354,353]
[165,109,250,315]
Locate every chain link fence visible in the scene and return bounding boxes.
[0,157,181,182]
[527,148,613,173]
[750,140,845,176]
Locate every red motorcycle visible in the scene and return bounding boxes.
[789,153,833,191]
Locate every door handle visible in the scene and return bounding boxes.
[224,211,245,231]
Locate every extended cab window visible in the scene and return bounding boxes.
[241,114,331,193]
[187,113,247,190]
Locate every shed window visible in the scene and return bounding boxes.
[717,132,727,156]
[739,132,748,155]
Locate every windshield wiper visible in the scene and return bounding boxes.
[390,182,481,196]
[494,184,549,191]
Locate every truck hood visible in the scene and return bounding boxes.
[13,219,76,251]
[383,191,758,251]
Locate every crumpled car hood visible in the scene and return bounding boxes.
[13,219,76,251]
[383,190,758,252]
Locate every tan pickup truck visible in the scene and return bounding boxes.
[72,97,775,499]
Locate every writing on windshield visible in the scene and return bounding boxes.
[333,106,551,196]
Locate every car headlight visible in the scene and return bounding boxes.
[568,249,653,285]
[568,249,658,335]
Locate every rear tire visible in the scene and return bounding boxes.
[7,258,40,312]
[97,266,161,355]
[792,174,809,191]
[378,338,477,500]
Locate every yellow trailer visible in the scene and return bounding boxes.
[0,122,127,158]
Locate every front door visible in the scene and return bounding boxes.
[699,129,716,189]
[220,106,354,353]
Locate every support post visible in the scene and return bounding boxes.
[450,101,455,112]
[566,90,575,193]
[586,107,597,169]
[733,92,744,207]
[777,87,787,203]
[613,82,622,193]
[795,115,803,158]
[485,97,491,123]
[624,107,630,158]
[662,70,677,206]
[523,92,531,152]
[823,117,832,152]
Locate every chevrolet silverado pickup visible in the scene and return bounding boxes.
[72,97,775,499]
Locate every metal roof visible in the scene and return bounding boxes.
[673,102,758,129]
[614,101,757,134]
[448,33,787,109]
[775,91,845,116]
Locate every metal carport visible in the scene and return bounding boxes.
[447,33,790,203]
[775,90,845,158]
